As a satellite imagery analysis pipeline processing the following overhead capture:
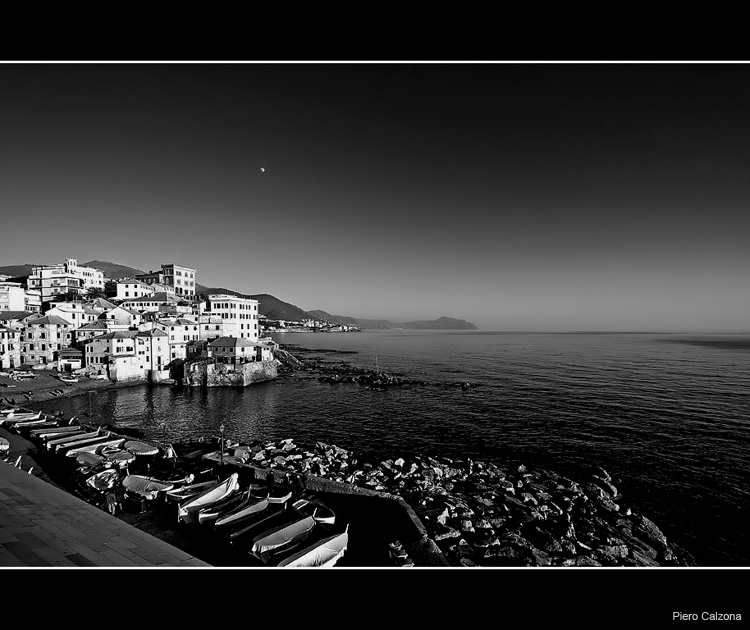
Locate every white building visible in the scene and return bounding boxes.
[160,263,196,298]
[154,317,200,361]
[202,294,259,341]
[84,329,169,380]
[0,324,21,370]
[27,258,105,302]
[0,282,26,311]
[46,302,99,330]
[116,278,155,301]
[20,315,74,367]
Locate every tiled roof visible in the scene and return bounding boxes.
[208,336,256,348]
[77,321,109,330]
[123,293,176,303]
[0,311,34,322]
[26,315,72,326]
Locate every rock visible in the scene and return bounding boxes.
[459,519,475,534]
[598,544,629,559]
[635,515,668,547]
[575,555,602,567]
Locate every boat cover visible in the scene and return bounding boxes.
[66,438,126,457]
[165,480,217,502]
[251,515,317,557]
[76,451,108,467]
[123,475,175,500]
[86,469,120,492]
[277,529,349,568]
[0,437,9,454]
[215,497,269,528]
[178,473,240,523]
[123,441,160,456]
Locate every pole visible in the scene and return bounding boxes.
[219,423,225,468]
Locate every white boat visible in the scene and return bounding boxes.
[65,437,126,457]
[250,514,318,562]
[214,496,271,531]
[53,432,112,454]
[7,417,50,430]
[31,426,83,440]
[277,526,350,568]
[76,450,109,468]
[46,430,102,450]
[177,473,240,524]
[0,410,42,425]
[165,480,217,503]
[122,475,175,501]
[58,375,79,383]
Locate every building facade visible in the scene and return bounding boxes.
[203,294,259,341]
[0,325,21,370]
[160,263,196,298]
[0,282,26,311]
[19,315,74,366]
[27,259,105,302]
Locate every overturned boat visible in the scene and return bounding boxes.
[276,526,349,568]
[177,473,240,525]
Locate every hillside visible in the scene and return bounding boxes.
[83,261,145,280]
[306,310,477,330]
[0,264,37,279]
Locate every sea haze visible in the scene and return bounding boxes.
[38,330,750,566]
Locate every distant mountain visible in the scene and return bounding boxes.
[83,261,145,280]
[400,316,478,330]
[306,310,478,330]
[0,264,37,279]
[196,287,312,322]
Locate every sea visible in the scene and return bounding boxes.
[35,330,750,567]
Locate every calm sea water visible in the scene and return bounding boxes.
[37,331,750,566]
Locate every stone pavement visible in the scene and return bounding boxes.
[0,460,211,568]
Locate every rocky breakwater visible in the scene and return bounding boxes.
[183,359,278,387]
[223,439,696,567]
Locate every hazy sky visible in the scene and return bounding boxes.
[1,63,749,331]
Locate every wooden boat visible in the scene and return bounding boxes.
[122,475,175,501]
[276,526,349,568]
[65,437,126,457]
[250,514,317,563]
[0,410,42,425]
[54,433,113,454]
[213,495,276,534]
[31,426,83,440]
[177,473,240,524]
[197,489,254,525]
[229,499,309,548]
[165,480,217,503]
[46,430,102,450]
[6,417,50,431]
[16,420,60,435]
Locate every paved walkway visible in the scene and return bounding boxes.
[0,460,211,568]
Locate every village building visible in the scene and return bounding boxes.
[74,320,110,345]
[46,302,99,330]
[0,282,26,311]
[116,278,155,301]
[57,347,83,372]
[27,258,105,302]
[99,305,141,329]
[83,329,169,381]
[154,317,200,361]
[160,263,196,298]
[207,336,262,364]
[19,315,74,367]
[201,294,259,341]
[120,292,182,314]
[86,297,117,313]
[0,324,21,370]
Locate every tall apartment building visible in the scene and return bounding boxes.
[136,263,196,299]
[160,263,196,298]
[0,282,25,311]
[202,294,259,341]
[27,258,105,302]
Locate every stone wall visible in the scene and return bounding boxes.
[183,359,278,387]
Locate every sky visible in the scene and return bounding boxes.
[1,62,749,332]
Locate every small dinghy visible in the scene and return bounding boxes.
[178,473,240,524]
[76,451,110,468]
[122,475,175,501]
[101,448,136,469]
[165,480,218,503]
[30,425,82,439]
[197,489,254,525]
[276,526,350,568]
[250,514,317,563]
[1,410,42,425]
[229,499,309,548]
[65,437,126,457]
[46,430,102,451]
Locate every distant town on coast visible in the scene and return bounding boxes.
[0,258,477,385]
